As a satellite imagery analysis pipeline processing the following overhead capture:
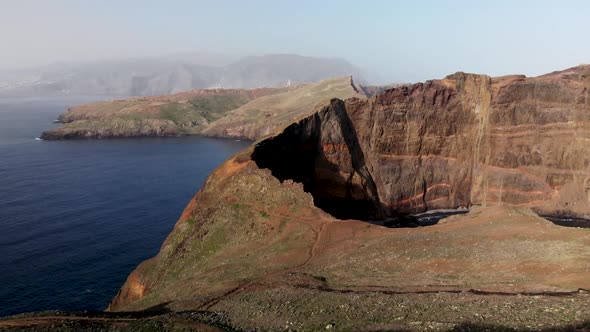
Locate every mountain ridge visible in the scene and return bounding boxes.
[0,54,366,97]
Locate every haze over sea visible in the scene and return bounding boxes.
[0,97,249,316]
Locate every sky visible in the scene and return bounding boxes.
[0,0,589,83]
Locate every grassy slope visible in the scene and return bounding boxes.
[202,76,364,140]
[42,91,273,139]
[106,151,590,331]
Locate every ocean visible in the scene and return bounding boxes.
[0,97,249,316]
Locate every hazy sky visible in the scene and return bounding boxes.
[1,0,589,83]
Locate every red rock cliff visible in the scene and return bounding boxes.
[109,65,590,313]
[253,65,590,218]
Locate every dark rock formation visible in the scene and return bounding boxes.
[252,98,382,220]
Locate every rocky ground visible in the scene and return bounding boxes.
[3,292,590,331]
[0,310,234,331]
[98,151,590,331]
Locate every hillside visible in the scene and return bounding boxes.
[0,54,365,97]
[101,65,590,331]
[202,76,364,139]
[41,76,364,140]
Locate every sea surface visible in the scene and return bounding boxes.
[0,97,249,317]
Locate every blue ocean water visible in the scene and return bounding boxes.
[0,97,249,316]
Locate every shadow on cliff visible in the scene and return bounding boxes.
[252,99,398,222]
[141,301,173,314]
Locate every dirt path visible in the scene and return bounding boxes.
[0,315,141,328]
[294,282,590,297]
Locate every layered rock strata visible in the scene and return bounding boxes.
[254,66,590,217]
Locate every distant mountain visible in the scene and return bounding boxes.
[0,54,366,97]
[218,54,366,89]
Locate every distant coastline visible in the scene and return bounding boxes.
[40,76,365,141]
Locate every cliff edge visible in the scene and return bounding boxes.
[101,65,590,331]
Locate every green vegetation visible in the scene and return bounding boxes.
[186,216,197,226]
[43,91,261,139]
[188,94,252,122]
[203,76,363,139]
[157,103,200,124]
[192,225,227,260]
[232,203,245,210]
[157,95,253,126]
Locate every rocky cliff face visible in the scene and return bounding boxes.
[107,66,590,330]
[253,65,590,218]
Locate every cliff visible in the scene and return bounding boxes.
[253,66,590,217]
[103,65,590,331]
[41,76,364,140]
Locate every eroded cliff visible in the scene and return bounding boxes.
[253,66,590,218]
[106,66,590,331]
